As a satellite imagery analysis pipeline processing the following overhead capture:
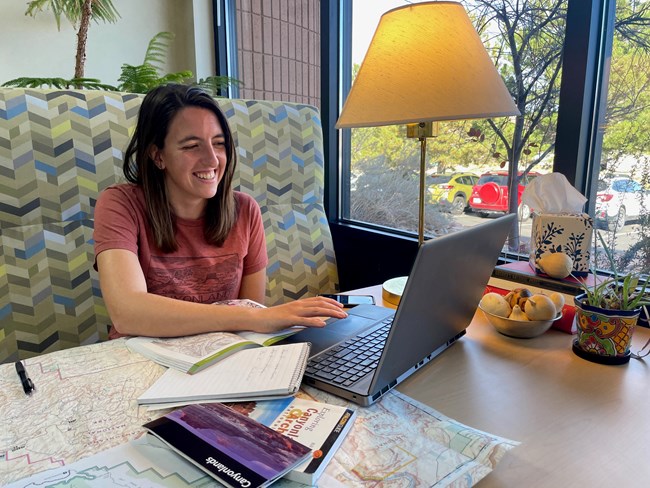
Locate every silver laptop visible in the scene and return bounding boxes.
[282,214,515,406]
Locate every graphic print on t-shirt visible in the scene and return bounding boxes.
[147,254,241,303]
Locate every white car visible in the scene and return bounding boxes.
[595,177,650,231]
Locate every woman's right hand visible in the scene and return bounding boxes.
[250,296,348,333]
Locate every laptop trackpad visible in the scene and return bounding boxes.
[282,314,377,356]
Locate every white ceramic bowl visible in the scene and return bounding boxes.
[479,304,562,339]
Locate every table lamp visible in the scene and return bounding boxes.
[335,1,520,305]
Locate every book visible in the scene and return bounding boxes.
[143,402,313,488]
[138,342,311,408]
[224,395,357,485]
[126,299,303,374]
[493,260,601,296]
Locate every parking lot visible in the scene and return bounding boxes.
[455,212,639,253]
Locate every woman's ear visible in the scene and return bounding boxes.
[149,146,165,169]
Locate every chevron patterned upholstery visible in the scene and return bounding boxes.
[0,88,338,363]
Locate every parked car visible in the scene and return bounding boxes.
[595,176,650,231]
[469,171,540,219]
[427,172,479,214]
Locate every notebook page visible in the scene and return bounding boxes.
[138,342,309,405]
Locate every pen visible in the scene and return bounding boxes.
[15,360,35,395]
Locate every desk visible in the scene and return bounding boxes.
[349,285,650,487]
[3,287,650,487]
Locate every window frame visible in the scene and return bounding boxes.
[212,0,240,98]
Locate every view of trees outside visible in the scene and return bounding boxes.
[600,0,650,273]
[345,0,650,275]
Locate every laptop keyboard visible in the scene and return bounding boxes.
[305,318,393,386]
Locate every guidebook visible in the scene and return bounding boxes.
[143,402,313,488]
[224,396,357,485]
[138,342,311,408]
[126,299,304,374]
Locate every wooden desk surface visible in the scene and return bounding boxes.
[347,285,650,487]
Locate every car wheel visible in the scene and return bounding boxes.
[451,195,466,215]
[518,203,531,221]
[608,207,626,232]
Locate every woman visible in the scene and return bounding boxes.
[94,84,346,338]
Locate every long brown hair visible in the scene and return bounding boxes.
[123,84,238,252]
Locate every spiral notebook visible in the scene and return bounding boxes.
[138,342,310,409]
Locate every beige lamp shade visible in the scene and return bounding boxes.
[336,1,519,128]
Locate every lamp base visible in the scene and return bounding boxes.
[382,276,408,306]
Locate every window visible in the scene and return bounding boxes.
[339,0,566,252]
[326,0,650,289]
[593,0,650,273]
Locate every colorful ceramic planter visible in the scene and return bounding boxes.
[572,293,640,365]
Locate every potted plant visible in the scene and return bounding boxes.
[573,232,650,364]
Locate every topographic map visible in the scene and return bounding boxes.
[141,331,248,358]
[304,387,518,487]
[1,340,518,487]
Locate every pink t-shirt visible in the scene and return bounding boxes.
[93,184,268,338]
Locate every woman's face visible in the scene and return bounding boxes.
[151,106,228,219]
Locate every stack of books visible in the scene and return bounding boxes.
[127,299,311,407]
[145,397,356,486]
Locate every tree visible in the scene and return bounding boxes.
[601,0,650,273]
[467,0,566,249]
[466,0,650,250]
[25,0,120,80]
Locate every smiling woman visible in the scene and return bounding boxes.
[93,84,347,340]
[149,106,228,219]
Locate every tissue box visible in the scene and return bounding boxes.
[529,212,593,277]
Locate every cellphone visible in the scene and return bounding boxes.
[319,293,376,307]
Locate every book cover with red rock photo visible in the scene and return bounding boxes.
[144,402,312,488]
[225,395,357,485]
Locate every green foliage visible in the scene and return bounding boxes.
[2,77,117,90]
[116,32,239,95]
[25,0,120,30]
[117,32,193,93]
[3,31,240,96]
[25,0,120,79]
[195,76,242,97]
[577,232,650,311]
[117,64,192,94]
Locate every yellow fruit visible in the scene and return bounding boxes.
[480,293,512,317]
[508,304,529,321]
[525,294,557,320]
[536,252,573,279]
[548,292,565,312]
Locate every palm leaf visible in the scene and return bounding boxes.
[158,71,194,85]
[86,0,120,23]
[117,64,160,94]
[2,76,116,90]
[196,76,242,96]
[143,32,176,70]
[25,0,119,28]
[69,77,118,90]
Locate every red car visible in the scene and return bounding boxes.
[469,171,540,219]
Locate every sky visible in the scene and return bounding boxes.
[351,0,422,64]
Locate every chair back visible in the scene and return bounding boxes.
[0,88,338,362]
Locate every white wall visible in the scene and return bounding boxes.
[0,0,211,87]
[192,0,216,80]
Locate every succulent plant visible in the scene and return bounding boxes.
[576,232,650,311]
